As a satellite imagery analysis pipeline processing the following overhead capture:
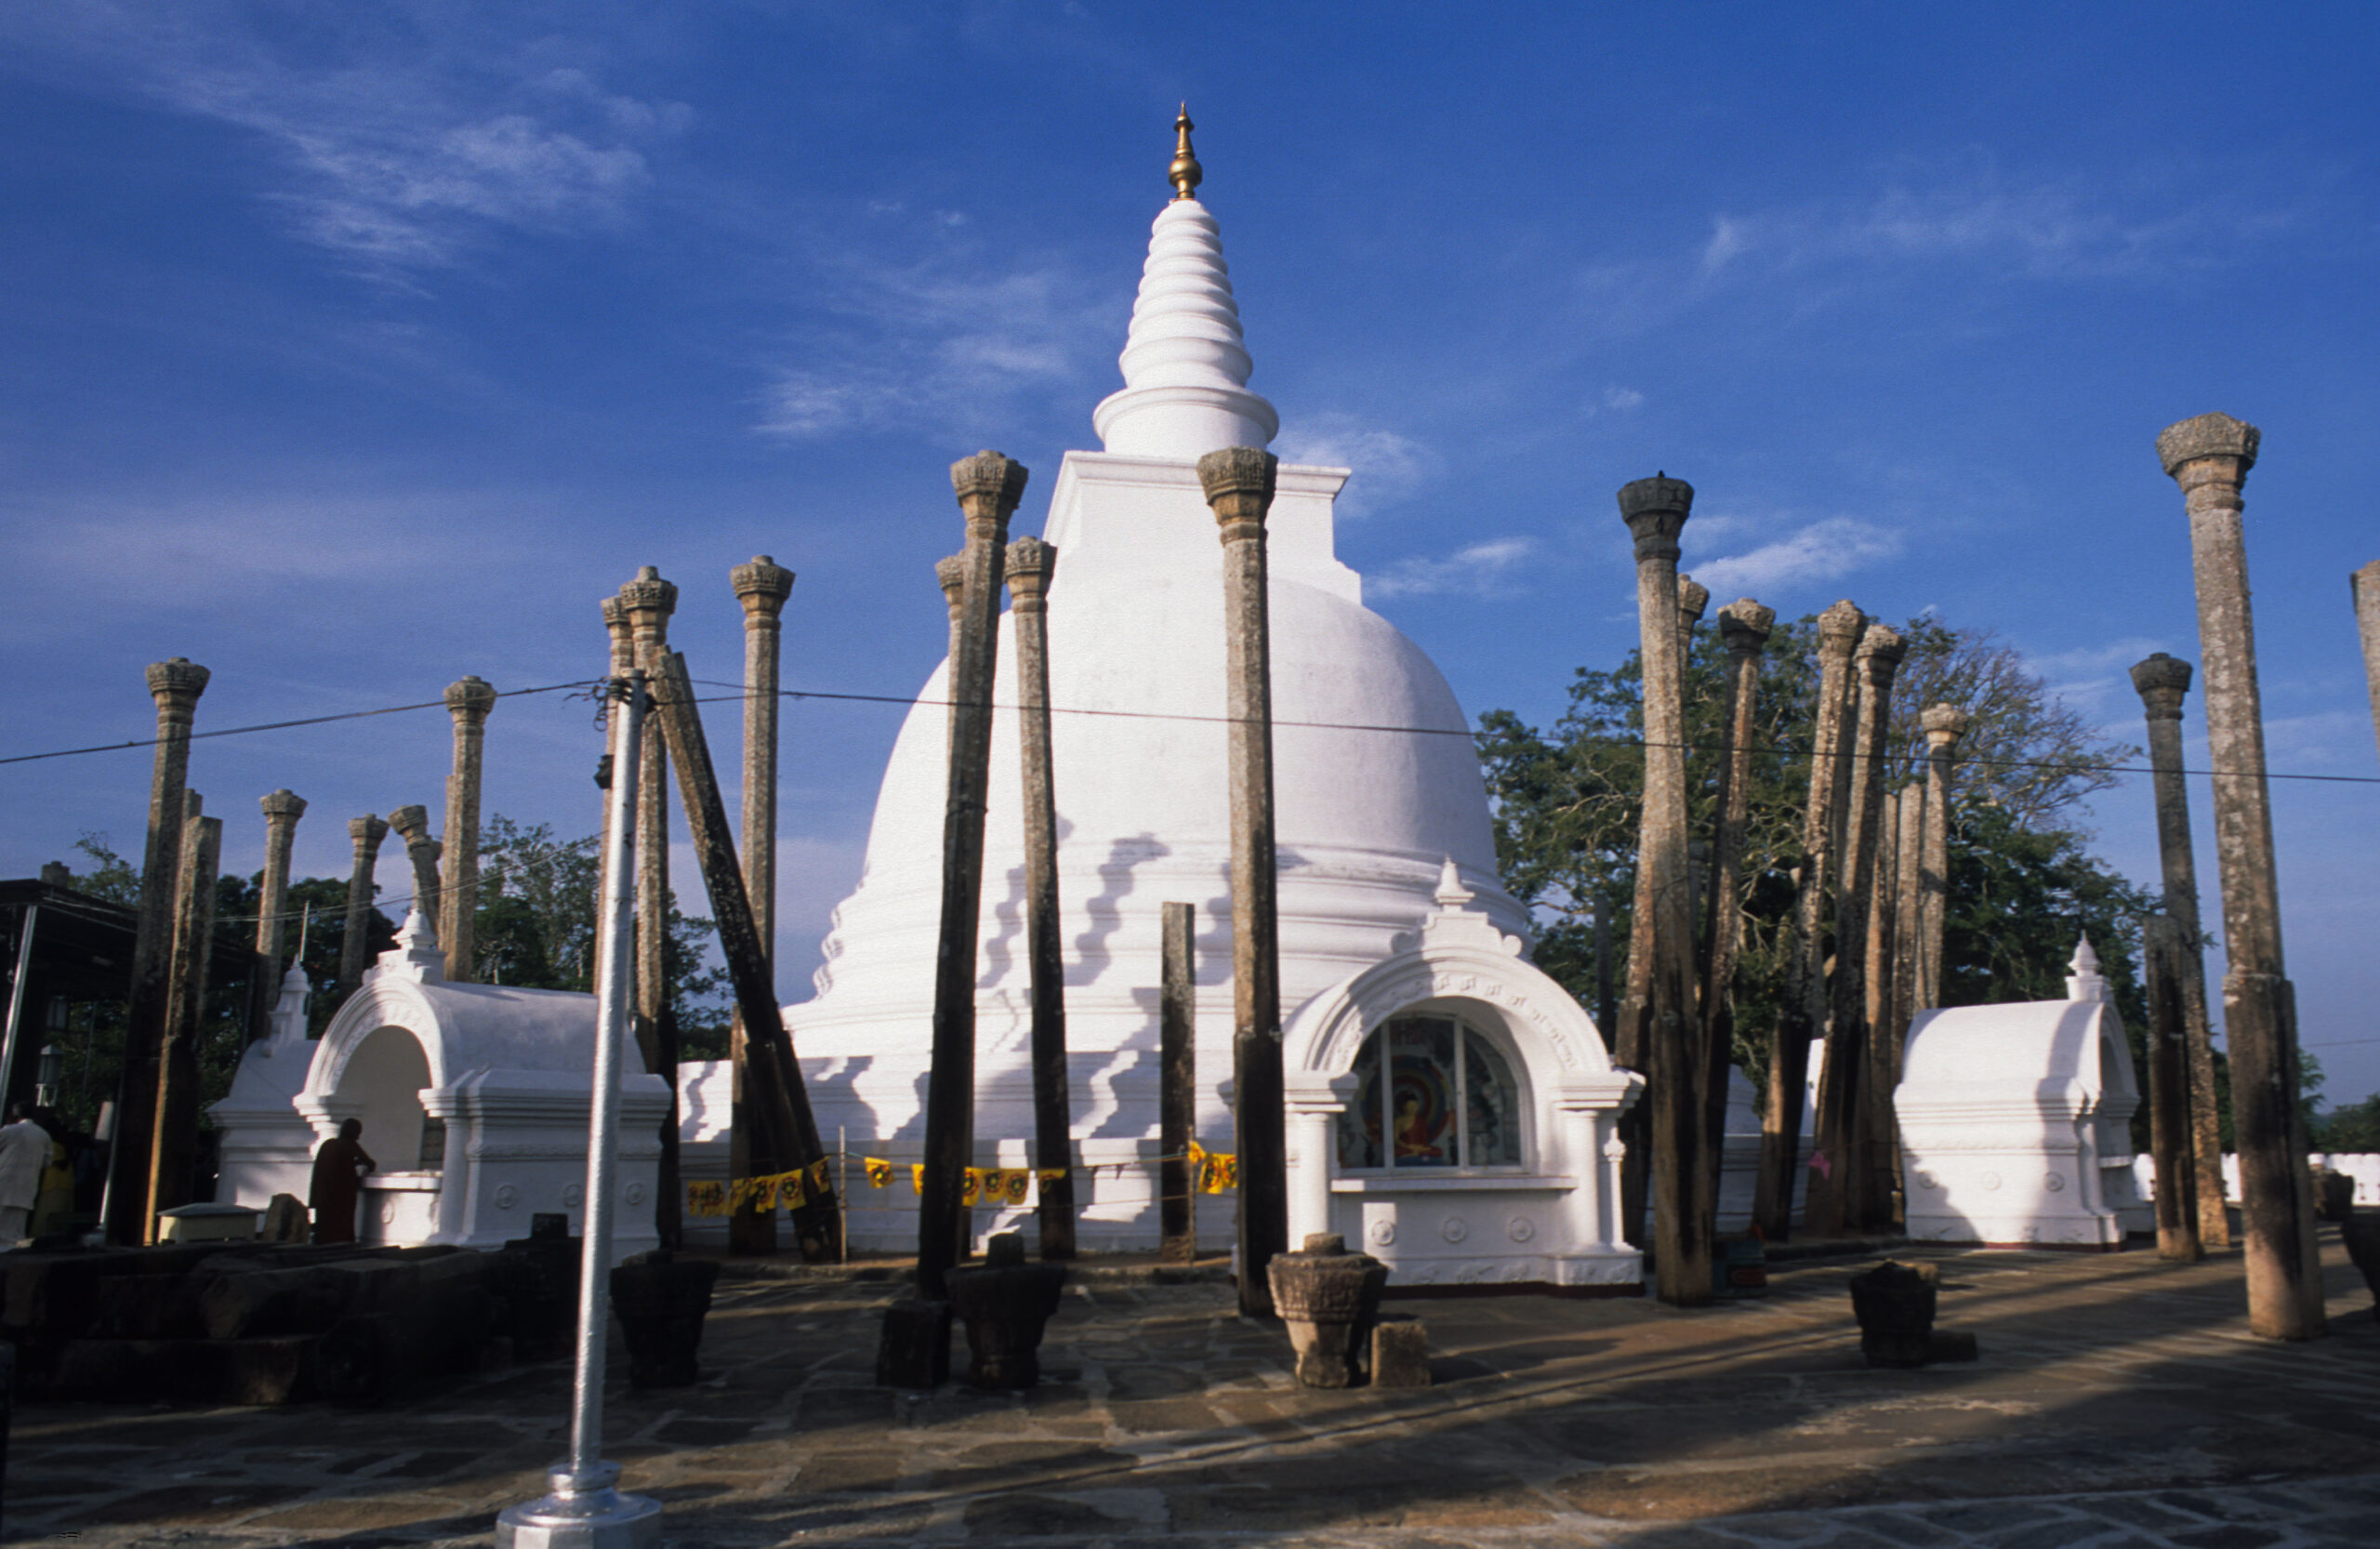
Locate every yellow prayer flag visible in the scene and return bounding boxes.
[687,1181,729,1217]
[1035,1168,1065,1185]
[865,1157,893,1188]
[911,1163,927,1193]
[810,1158,832,1194]
[780,1169,806,1211]
[1000,1170,1031,1206]
[1199,1150,1238,1193]
[960,1169,983,1207]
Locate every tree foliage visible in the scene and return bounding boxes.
[1477,611,2150,1103]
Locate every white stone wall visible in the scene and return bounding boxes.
[2127,1152,2380,1206]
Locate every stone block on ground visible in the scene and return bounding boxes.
[876,1298,952,1389]
[611,1250,720,1390]
[1371,1316,1431,1387]
[259,1194,309,1243]
[945,1232,1066,1390]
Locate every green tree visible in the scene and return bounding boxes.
[1477,612,2146,1105]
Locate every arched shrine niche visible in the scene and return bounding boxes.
[329,1026,434,1173]
[1281,863,1642,1291]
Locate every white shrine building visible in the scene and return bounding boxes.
[748,161,1645,1289]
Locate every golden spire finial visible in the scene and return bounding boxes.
[1168,104,1202,201]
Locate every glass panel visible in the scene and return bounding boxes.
[1386,1018,1458,1168]
[1462,1029,1523,1166]
[1337,1030,1384,1169]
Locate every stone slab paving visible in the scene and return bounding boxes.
[7,1230,2375,1548]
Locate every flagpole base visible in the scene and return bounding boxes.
[496,1462,662,1549]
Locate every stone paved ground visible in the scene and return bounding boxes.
[7,1229,2377,1548]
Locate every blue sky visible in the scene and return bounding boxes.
[4,4,2375,1102]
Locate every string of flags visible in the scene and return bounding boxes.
[684,1143,1239,1216]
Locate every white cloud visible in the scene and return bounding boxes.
[1686,516,1903,599]
[1602,387,1645,411]
[754,262,1111,440]
[3,6,684,276]
[1699,165,2288,284]
[1368,537,1539,601]
[1274,414,1438,517]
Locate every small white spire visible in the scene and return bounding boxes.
[369,907,446,985]
[1434,855,1474,908]
[263,960,311,1052]
[2066,934,2108,1003]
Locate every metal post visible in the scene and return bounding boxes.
[0,907,37,1114]
[496,670,661,1549]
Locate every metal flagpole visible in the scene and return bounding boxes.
[498,669,662,1548]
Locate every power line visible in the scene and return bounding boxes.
[5,671,2376,789]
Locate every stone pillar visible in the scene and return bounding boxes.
[1854,781,1903,1234]
[1159,900,1198,1264]
[335,814,389,1002]
[918,452,1027,1299]
[439,676,496,983]
[1200,445,1289,1319]
[1617,472,1711,1305]
[1916,704,1968,1013]
[2158,411,2321,1339]
[148,795,221,1236]
[1699,598,1772,1198]
[2128,655,2230,1249]
[1808,623,1904,1237]
[2142,914,2204,1263]
[617,566,681,1250]
[1006,536,1076,1261]
[2350,559,2380,764]
[254,789,307,992]
[1887,779,1926,1226]
[105,657,208,1245]
[1752,602,1862,1241]
[727,555,795,1255]
[1676,574,1710,695]
[387,805,443,935]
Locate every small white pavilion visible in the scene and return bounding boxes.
[212,912,667,1260]
[1895,938,2150,1247]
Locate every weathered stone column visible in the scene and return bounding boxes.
[1159,900,1197,1264]
[618,567,682,1250]
[2128,655,2228,1249]
[2356,560,2380,765]
[335,814,389,1002]
[105,657,209,1245]
[1617,473,1711,1305]
[1753,602,1862,1241]
[1676,575,1710,690]
[1886,779,1926,1227]
[1699,598,1772,1196]
[387,805,443,933]
[1854,780,1904,1234]
[918,453,1027,1299]
[148,796,221,1236]
[1201,445,1289,1319]
[1915,704,1967,1013]
[1807,623,1903,1237]
[2142,913,2204,1263]
[255,789,307,991]
[937,553,968,674]
[439,676,496,983]
[728,555,795,1256]
[1006,536,1076,1261]
[2158,411,2321,1340]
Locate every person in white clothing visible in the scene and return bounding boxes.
[0,1105,52,1246]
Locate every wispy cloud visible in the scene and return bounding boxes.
[1699,165,2289,284]
[1368,537,1540,601]
[3,7,686,277]
[1686,516,1903,599]
[1275,413,1439,517]
[753,261,1113,440]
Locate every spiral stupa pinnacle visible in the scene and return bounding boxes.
[1169,105,1202,200]
[1092,111,1278,458]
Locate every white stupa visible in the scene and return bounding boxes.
[751,120,1641,1286]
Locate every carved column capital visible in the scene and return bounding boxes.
[260,788,308,823]
[951,450,1030,530]
[935,552,968,621]
[2129,653,2193,721]
[349,814,389,849]
[1676,574,1711,631]
[733,554,796,620]
[1921,702,1971,752]
[1197,446,1277,541]
[145,657,210,719]
[1856,623,1907,683]
[1817,600,1868,655]
[1716,598,1775,655]
[1617,473,1693,563]
[443,675,497,724]
[617,566,678,654]
[2158,412,2259,483]
[1004,536,1058,607]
